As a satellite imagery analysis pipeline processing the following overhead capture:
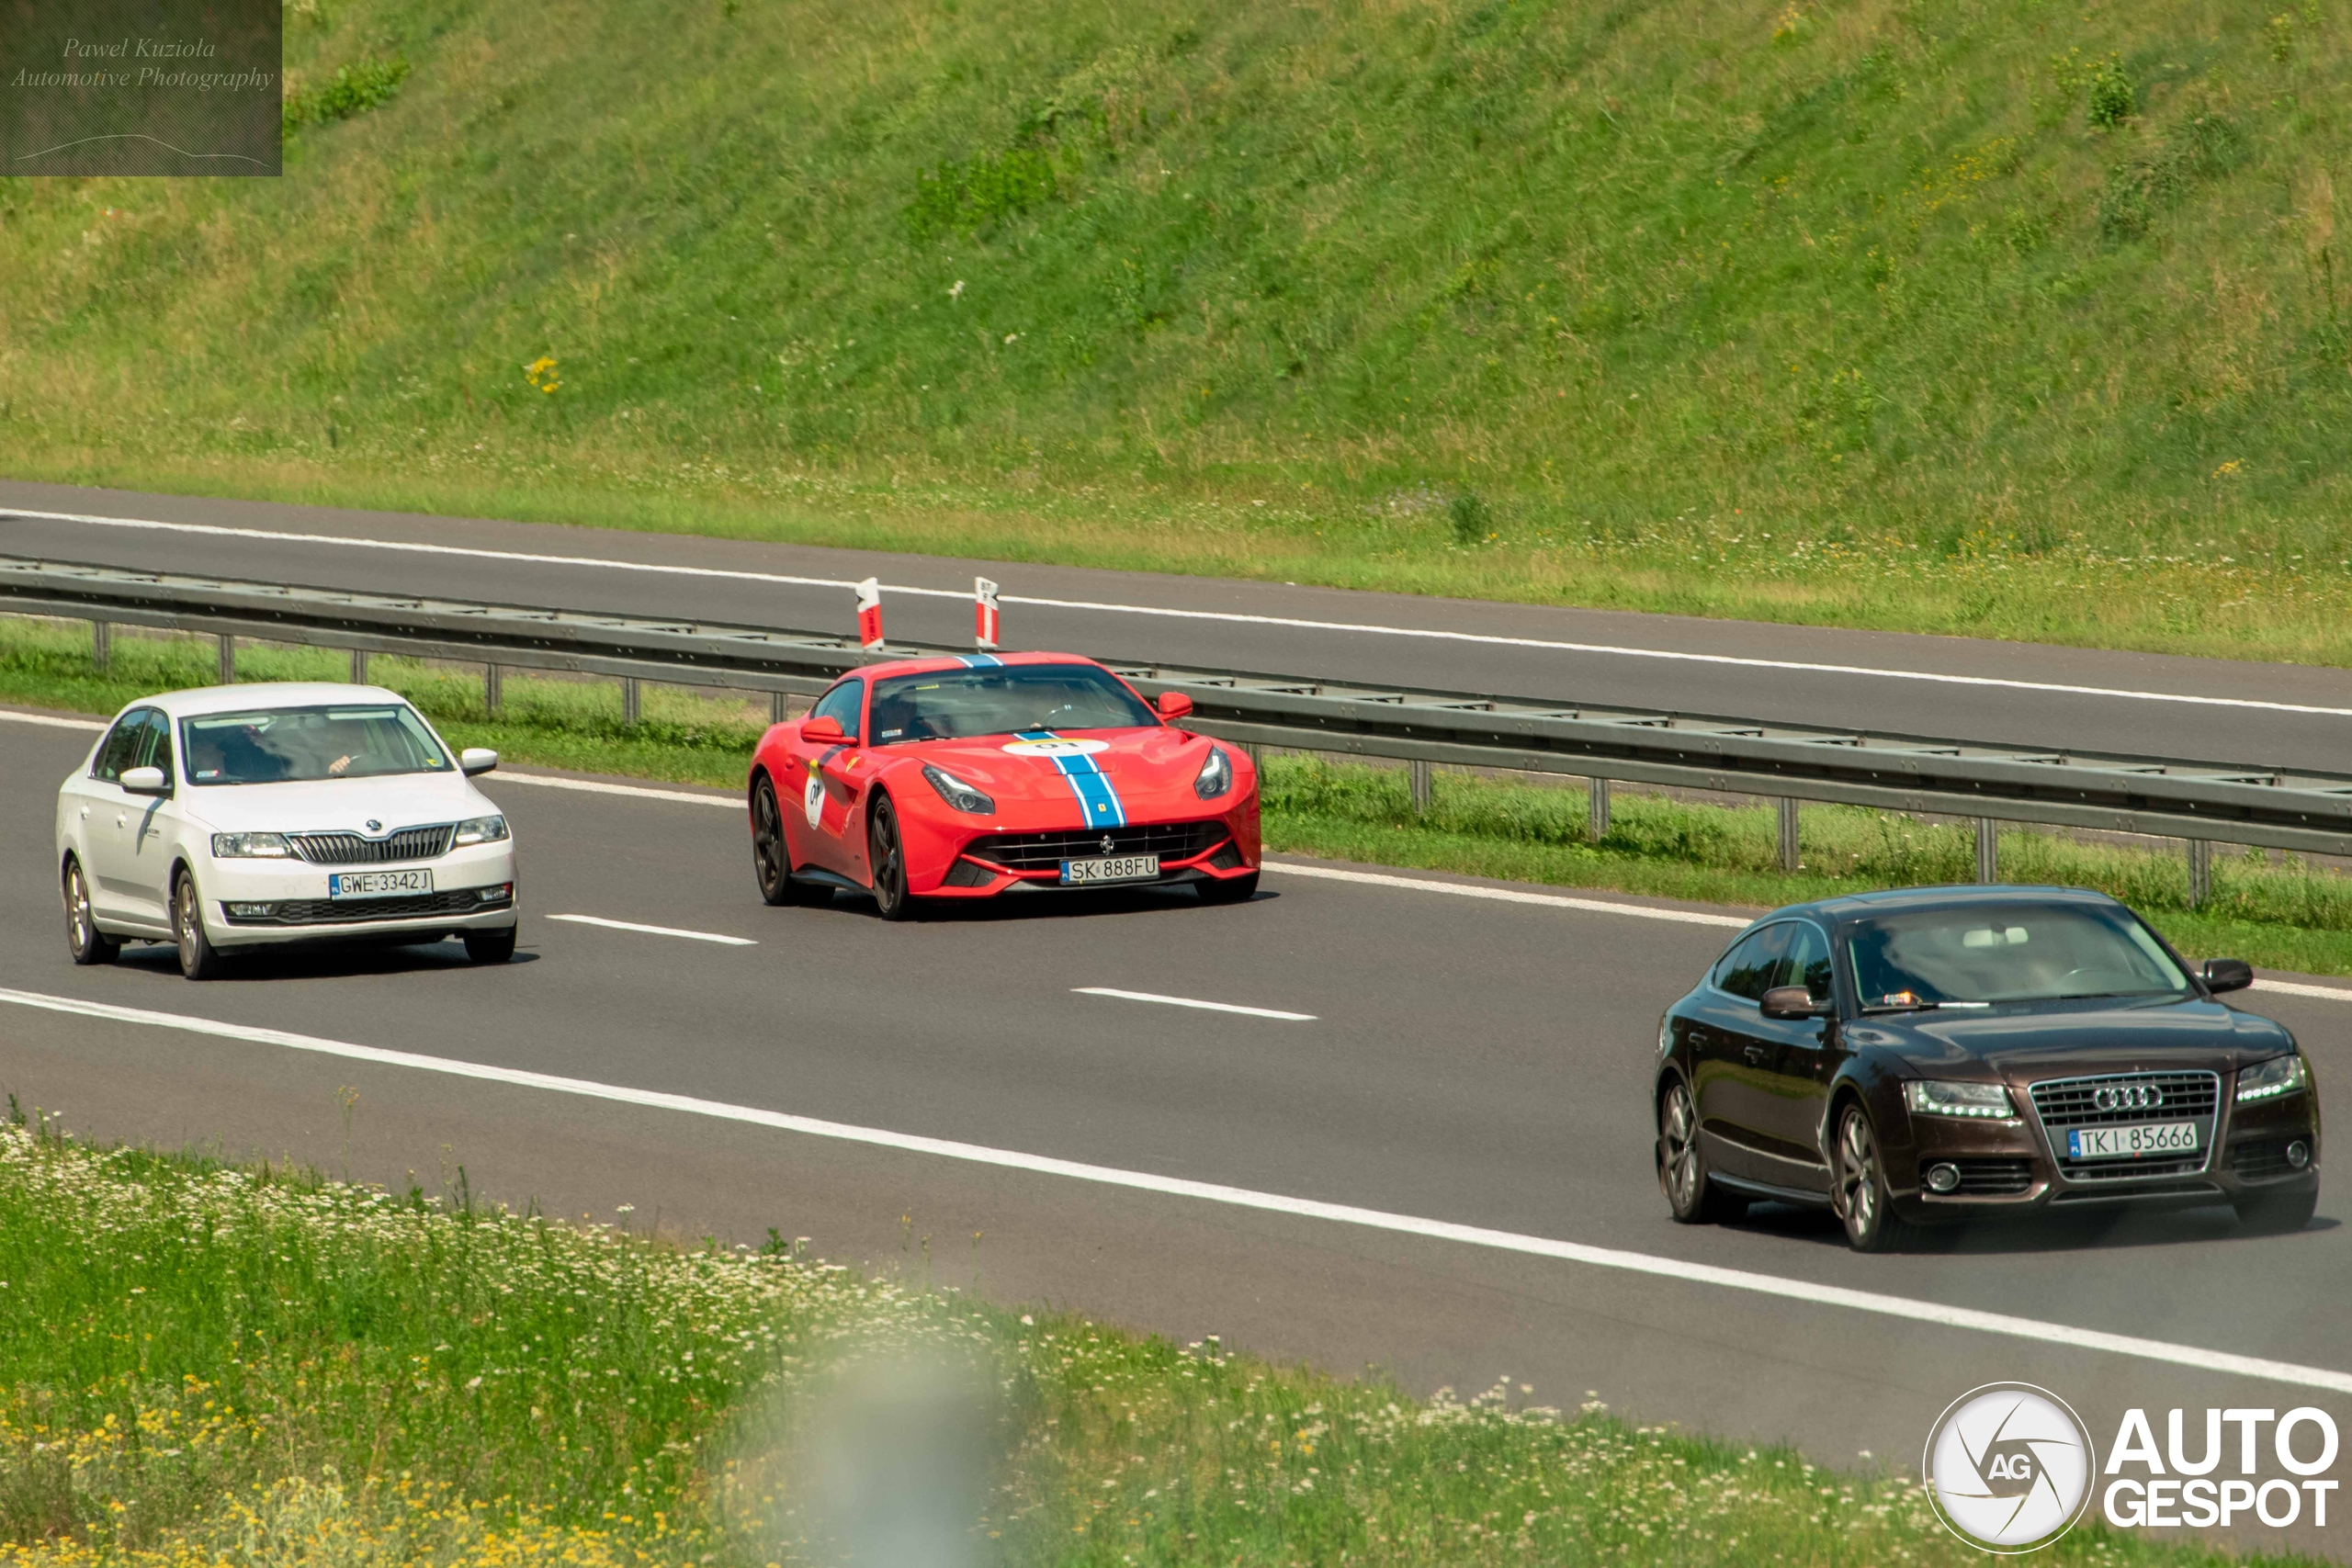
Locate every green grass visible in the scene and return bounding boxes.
[8,615,2352,976]
[7,0,2352,663]
[0,1114,2323,1568]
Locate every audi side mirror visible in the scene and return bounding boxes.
[459,748,499,776]
[801,715,844,742]
[1760,986,1829,1020]
[119,766,169,795]
[2202,958,2254,994]
[1157,691,1194,720]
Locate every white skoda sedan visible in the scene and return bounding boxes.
[54,683,520,979]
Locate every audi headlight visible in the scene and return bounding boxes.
[2238,1054,2309,1103]
[211,831,292,859]
[454,815,510,847]
[1903,1079,2017,1120]
[922,765,995,815]
[1193,745,1234,800]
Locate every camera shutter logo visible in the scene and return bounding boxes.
[1924,1383,2096,1552]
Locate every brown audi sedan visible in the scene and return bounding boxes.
[1653,886,2321,1251]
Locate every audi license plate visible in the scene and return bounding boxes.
[2067,1122,2199,1160]
[328,870,433,898]
[1061,854,1159,886]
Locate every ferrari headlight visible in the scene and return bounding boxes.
[454,815,510,847]
[922,765,995,815]
[211,831,292,859]
[1903,1079,2017,1120]
[2238,1054,2309,1103]
[1193,746,1234,800]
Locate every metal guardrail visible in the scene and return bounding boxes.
[5,556,2351,879]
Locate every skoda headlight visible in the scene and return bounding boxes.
[1903,1079,2017,1120]
[211,831,292,859]
[1193,745,1234,800]
[922,765,995,815]
[2238,1054,2309,1103]
[454,815,510,847]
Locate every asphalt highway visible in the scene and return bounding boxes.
[6,479,2352,774]
[0,711,2345,1556]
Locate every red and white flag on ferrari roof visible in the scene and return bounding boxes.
[854,577,884,652]
[974,577,1001,650]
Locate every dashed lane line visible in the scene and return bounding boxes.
[546,914,756,946]
[0,981,2345,1395]
[1073,987,1316,1021]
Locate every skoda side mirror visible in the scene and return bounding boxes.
[119,765,169,795]
[459,748,499,776]
[801,715,844,743]
[1157,691,1194,720]
[2202,958,2254,994]
[1760,986,1829,1020]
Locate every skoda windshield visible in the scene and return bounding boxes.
[182,705,454,785]
[1842,903,2193,1009]
[868,664,1157,745]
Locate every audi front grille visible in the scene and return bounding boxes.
[2027,1070,2221,1183]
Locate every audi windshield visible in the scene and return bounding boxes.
[1841,903,2193,1007]
[868,664,1157,745]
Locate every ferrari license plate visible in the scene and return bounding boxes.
[1061,854,1159,886]
[2067,1122,2199,1159]
[329,870,433,898]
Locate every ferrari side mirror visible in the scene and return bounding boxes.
[1157,691,1194,720]
[802,715,844,742]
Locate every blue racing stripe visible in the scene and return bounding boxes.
[1013,731,1128,828]
[956,653,1006,668]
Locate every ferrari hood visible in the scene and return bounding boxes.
[890,728,1217,804]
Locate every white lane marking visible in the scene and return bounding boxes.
[0,708,104,732]
[0,982,2343,1395]
[12,507,2349,718]
[1265,859,1750,928]
[547,914,756,946]
[2252,977,2352,1003]
[496,771,737,807]
[1073,987,1316,1021]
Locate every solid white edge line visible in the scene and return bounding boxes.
[1073,987,1316,1021]
[0,980,2343,1395]
[0,708,104,732]
[11,506,2350,717]
[1264,859,1751,928]
[2251,977,2352,1003]
[546,914,756,946]
[495,771,737,807]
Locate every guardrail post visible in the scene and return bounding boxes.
[1975,818,1999,884]
[217,634,234,684]
[772,692,788,725]
[91,620,108,672]
[485,663,503,715]
[1409,759,1432,816]
[1588,777,1611,842]
[620,677,640,727]
[2187,839,2213,908]
[1777,796,1800,872]
[1240,740,1261,767]
[350,649,368,683]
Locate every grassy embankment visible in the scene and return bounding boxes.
[7,618,2351,976]
[0,1112,2317,1568]
[7,0,2352,663]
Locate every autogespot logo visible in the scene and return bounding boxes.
[1924,1383,2098,1552]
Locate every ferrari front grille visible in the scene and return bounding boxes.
[288,826,456,865]
[964,820,1228,872]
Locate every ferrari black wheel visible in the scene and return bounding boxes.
[1195,871,1259,905]
[867,793,917,922]
[752,776,829,907]
[1832,1103,1916,1253]
[62,858,118,966]
[1658,1078,1745,1224]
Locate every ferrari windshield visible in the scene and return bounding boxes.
[1842,903,2192,1007]
[868,664,1157,744]
[181,705,453,785]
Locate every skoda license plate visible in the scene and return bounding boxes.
[2067,1122,2198,1159]
[329,870,433,898]
[1061,854,1159,886]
